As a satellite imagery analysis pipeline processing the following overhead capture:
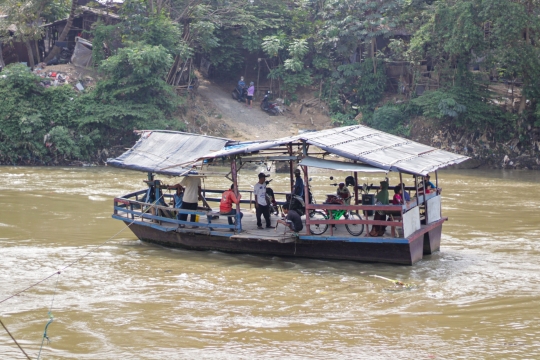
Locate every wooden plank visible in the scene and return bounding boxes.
[114,198,131,206]
[298,235,410,244]
[408,217,447,242]
[111,215,176,232]
[306,204,403,212]
[114,207,235,229]
[308,219,403,226]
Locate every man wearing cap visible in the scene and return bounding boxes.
[293,168,304,197]
[254,173,271,229]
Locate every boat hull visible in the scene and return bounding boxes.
[123,219,445,265]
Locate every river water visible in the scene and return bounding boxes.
[1,166,539,359]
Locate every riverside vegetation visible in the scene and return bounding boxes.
[1,0,540,168]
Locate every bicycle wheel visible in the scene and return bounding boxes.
[345,211,364,236]
[309,211,328,235]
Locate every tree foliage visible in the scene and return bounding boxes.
[4,0,540,164]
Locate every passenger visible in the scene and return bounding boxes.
[277,204,303,233]
[369,180,389,237]
[254,172,272,229]
[178,176,202,228]
[392,185,404,205]
[220,184,243,231]
[425,174,436,191]
[165,183,184,219]
[398,183,410,202]
[337,182,351,205]
[246,81,255,108]
[293,168,304,197]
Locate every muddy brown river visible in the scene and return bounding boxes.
[1,166,539,359]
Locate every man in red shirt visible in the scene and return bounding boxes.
[220,184,243,230]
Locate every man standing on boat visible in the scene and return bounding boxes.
[254,173,272,229]
[178,176,202,228]
[293,168,304,197]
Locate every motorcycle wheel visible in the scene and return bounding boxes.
[260,102,266,110]
[345,212,364,236]
[232,91,238,100]
[270,108,279,116]
[309,211,329,235]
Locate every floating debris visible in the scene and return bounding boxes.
[370,275,415,288]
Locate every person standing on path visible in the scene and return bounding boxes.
[253,172,271,229]
[246,82,255,108]
[238,76,245,89]
[179,176,202,228]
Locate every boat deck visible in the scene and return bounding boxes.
[115,208,399,242]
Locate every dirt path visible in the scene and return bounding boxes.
[197,79,297,140]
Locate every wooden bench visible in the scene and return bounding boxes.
[206,211,237,232]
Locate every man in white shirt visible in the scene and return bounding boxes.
[254,172,271,229]
[178,176,202,227]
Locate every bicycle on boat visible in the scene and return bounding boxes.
[308,193,364,236]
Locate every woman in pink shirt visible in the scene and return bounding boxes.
[392,185,404,205]
[246,82,255,108]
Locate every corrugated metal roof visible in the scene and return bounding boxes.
[299,157,386,173]
[109,125,469,176]
[301,126,469,174]
[200,125,469,175]
[107,131,230,176]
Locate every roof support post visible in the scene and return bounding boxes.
[288,143,294,193]
[435,170,439,188]
[399,172,405,204]
[422,175,428,224]
[354,161,359,205]
[302,141,308,157]
[231,157,242,232]
[302,165,310,235]
[414,175,418,199]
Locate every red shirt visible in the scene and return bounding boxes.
[220,190,239,213]
[392,193,403,205]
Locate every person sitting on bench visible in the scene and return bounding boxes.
[165,183,184,219]
[277,204,303,233]
[220,184,243,231]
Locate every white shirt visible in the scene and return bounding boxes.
[253,182,267,206]
[180,177,201,203]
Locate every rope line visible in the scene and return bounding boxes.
[0,196,162,306]
[0,318,32,360]
[0,196,164,358]
[37,272,60,360]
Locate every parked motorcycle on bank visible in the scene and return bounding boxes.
[260,91,281,116]
[232,85,247,102]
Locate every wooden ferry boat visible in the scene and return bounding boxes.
[108,125,468,265]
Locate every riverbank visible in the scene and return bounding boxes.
[410,117,540,171]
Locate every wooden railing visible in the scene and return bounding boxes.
[305,203,405,237]
[113,195,239,233]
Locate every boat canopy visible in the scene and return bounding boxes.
[107,131,231,176]
[298,157,385,173]
[108,125,469,176]
[200,125,469,175]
